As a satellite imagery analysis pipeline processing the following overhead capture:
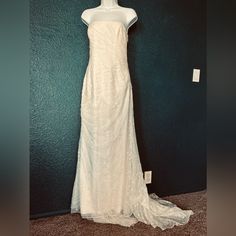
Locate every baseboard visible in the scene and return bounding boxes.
[30,209,70,220]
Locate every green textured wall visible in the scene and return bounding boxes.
[30,0,206,217]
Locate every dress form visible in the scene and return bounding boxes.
[81,0,138,30]
[72,0,195,229]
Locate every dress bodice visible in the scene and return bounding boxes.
[87,21,129,68]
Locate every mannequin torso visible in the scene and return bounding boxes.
[81,0,138,31]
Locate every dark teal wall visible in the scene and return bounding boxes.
[30,0,206,217]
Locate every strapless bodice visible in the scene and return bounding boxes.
[87,21,129,68]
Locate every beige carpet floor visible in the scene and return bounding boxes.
[30,190,206,236]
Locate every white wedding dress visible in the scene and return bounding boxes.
[71,20,194,230]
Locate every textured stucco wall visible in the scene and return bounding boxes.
[30,0,206,217]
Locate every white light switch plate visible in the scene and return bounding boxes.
[144,171,152,184]
[192,68,200,82]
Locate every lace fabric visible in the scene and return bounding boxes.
[70,21,194,230]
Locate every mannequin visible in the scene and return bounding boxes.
[81,0,138,31]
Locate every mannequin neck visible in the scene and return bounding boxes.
[100,0,119,8]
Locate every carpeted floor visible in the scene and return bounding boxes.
[30,190,206,236]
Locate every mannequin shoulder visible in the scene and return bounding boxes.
[124,8,138,28]
[81,8,97,25]
[126,8,138,18]
[118,7,137,19]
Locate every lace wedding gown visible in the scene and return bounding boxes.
[70,20,194,230]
